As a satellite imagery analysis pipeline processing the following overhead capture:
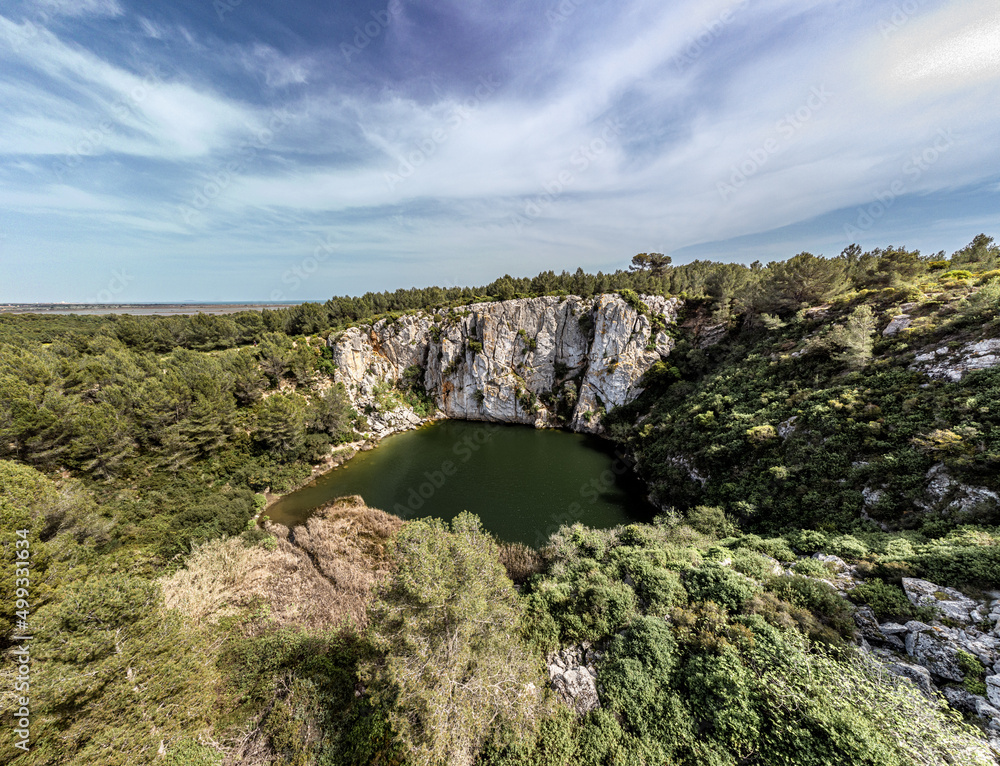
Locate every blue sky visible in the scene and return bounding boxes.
[1,0,998,302]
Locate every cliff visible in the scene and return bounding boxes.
[328,294,679,436]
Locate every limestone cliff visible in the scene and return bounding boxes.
[328,294,679,437]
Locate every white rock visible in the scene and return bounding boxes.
[987,675,1000,708]
[902,577,980,623]
[882,315,912,336]
[328,295,680,436]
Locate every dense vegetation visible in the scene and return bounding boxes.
[2,234,999,764]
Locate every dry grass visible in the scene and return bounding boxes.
[498,541,545,584]
[161,495,403,631]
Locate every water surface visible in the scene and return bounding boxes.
[266,420,655,546]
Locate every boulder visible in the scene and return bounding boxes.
[885,661,935,696]
[902,577,979,624]
[987,675,1000,708]
[879,622,909,635]
[854,607,882,642]
[906,629,964,682]
[882,315,912,336]
[943,685,982,714]
[547,644,601,714]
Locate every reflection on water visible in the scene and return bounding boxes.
[266,420,655,546]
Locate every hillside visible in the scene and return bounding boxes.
[2,236,1000,765]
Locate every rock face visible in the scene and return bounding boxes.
[914,338,1000,382]
[328,295,680,437]
[845,572,1000,743]
[547,643,602,714]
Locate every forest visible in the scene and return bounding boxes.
[2,233,1000,765]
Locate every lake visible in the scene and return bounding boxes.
[265,420,656,547]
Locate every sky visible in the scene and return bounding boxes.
[0,0,998,302]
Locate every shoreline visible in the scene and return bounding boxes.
[257,411,636,527]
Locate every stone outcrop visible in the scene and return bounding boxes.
[547,643,602,714]
[914,338,1000,382]
[328,294,679,437]
[842,572,1000,744]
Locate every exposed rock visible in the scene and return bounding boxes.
[914,463,1000,517]
[328,294,680,436]
[696,322,728,348]
[879,622,909,635]
[854,606,882,642]
[944,685,982,714]
[903,577,979,623]
[988,675,1000,708]
[914,337,1000,382]
[906,629,966,683]
[882,315,912,336]
[777,416,798,439]
[547,644,601,714]
[977,696,1000,722]
[885,660,935,696]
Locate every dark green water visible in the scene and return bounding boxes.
[266,420,655,546]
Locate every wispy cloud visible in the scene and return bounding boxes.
[0,0,998,301]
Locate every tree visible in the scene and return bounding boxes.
[829,305,876,369]
[255,394,307,456]
[310,383,354,440]
[629,252,672,277]
[763,252,848,311]
[366,513,544,766]
[952,234,1000,270]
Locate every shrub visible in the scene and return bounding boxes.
[940,269,974,281]
[746,424,778,443]
[730,549,778,580]
[957,649,987,696]
[685,505,735,538]
[683,565,759,611]
[827,534,869,559]
[599,616,693,749]
[790,530,828,555]
[365,513,544,766]
[847,579,916,622]
[618,289,649,315]
[765,575,854,639]
[791,558,836,579]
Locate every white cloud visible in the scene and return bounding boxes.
[0,14,269,160]
[38,0,123,18]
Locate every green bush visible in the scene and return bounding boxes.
[683,564,759,611]
[765,575,855,639]
[848,579,918,621]
[791,558,836,579]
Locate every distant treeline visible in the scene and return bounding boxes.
[2,236,995,355]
